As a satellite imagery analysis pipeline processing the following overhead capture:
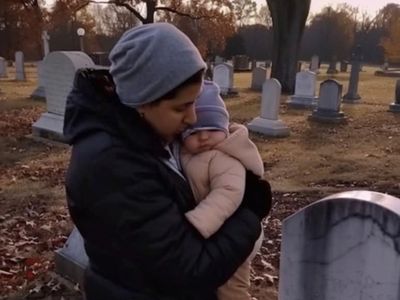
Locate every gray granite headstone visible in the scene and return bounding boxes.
[340,61,348,72]
[30,61,46,99]
[309,79,346,123]
[215,56,224,64]
[279,191,400,300]
[15,51,26,81]
[55,227,88,285]
[343,60,362,103]
[327,60,338,74]
[297,61,303,72]
[0,57,7,77]
[310,55,319,73]
[233,55,249,71]
[32,51,95,141]
[287,70,318,108]
[213,63,234,95]
[251,67,267,91]
[382,61,389,71]
[247,78,289,137]
[389,80,400,112]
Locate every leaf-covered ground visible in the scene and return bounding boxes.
[1,65,399,299]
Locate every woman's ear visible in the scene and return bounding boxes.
[136,105,148,118]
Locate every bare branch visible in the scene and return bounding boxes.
[75,0,146,23]
[155,6,218,20]
[73,1,91,13]
[112,0,146,23]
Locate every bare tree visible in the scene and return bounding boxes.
[75,0,224,24]
[267,0,311,93]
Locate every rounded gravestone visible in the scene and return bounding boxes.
[213,63,232,95]
[279,191,400,300]
[43,51,94,116]
[32,51,95,141]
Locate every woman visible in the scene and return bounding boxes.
[63,23,271,300]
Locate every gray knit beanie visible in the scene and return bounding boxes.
[109,23,206,108]
[182,80,229,139]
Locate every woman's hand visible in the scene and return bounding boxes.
[241,170,272,220]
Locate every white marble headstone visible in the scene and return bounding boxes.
[261,79,281,120]
[318,79,342,111]
[0,57,7,77]
[213,63,233,95]
[32,51,95,140]
[279,191,400,300]
[44,52,94,115]
[247,79,290,137]
[294,71,316,97]
[55,227,88,285]
[287,71,318,108]
[15,51,26,81]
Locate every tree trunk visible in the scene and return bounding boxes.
[267,0,310,94]
[144,0,156,24]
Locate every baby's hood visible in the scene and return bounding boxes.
[215,123,264,177]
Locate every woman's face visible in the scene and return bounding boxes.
[137,82,202,143]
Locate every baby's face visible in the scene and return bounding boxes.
[183,130,226,154]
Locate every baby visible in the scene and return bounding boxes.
[181,80,265,300]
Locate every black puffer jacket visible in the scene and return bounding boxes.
[63,69,262,300]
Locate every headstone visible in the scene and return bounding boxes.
[251,67,267,91]
[215,56,224,64]
[309,79,346,123]
[279,190,400,300]
[233,55,250,71]
[41,30,50,58]
[55,227,88,285]
[247,78,290,137]
[310,55,319,73]
[88,52,111,66]
[287,70,318,108]
[251,59,257,70]
[15,51,26,81]
[297,61,303,72]
[213,63,234,95]
[30,61,46,99]
[343,51,362,103]
[340,60,348,72]
[327,59,338,74]
[32,51,95,141]
[0,57,7,77]
[389,79,400,112]
[382,61,389,71]
[205,61,213,80]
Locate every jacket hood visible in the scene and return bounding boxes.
[63,68,169,158]
[215,123,264,177]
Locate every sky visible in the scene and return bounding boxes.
[310,0,399,15]
[45,0,399,16]
[256,0,399,16]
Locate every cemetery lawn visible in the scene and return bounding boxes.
[1,65,399,300]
